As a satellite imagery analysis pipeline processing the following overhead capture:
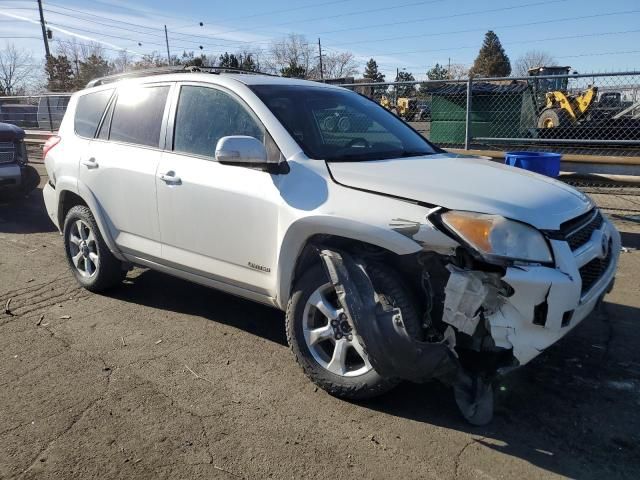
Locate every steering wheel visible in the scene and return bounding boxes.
[345,137,371,149]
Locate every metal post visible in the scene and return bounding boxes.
[317,38,323,80]
[464,76,473,150]
[395,67,399,106]
[164,25,171,65]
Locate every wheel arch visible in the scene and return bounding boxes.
[58,182,126,261]
[276,216,422,308]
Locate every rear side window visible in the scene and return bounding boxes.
[110,85,170,148]
[173,85,264,158]
[74,89,113,138]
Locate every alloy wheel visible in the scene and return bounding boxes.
[302,283,372,377]
[67,219,99,277]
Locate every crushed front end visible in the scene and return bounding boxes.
[317,207,620,425]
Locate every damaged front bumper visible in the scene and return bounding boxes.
[484,219,620,365]
[316,216,619,425]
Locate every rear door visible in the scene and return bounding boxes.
[79,83,172,258]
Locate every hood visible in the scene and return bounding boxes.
[0,122,25,142]
[327,153,592,230]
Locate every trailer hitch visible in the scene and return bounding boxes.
[318,248,494,425]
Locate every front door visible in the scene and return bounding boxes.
[156,84,281,294]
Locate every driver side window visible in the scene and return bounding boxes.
[173,85,265,158]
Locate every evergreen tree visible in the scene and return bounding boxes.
[239,54,258,72]
[395,70,415,97]
[218,52,240,69]
[280,62,306,79]
[181,50,208,67]
[76,54,109,88]
[427,63,448,80]
[470,31,511,77]
[45,55,75,91]
[363,58,385,82]
[363,58,386,97]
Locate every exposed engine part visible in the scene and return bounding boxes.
[442,265,505,336]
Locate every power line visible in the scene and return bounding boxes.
[43,12,259,49]
[43,20,259,54]
[41,4,267,48]
[0,36,42,39]
[199,0,363,24]
[45,22,164,47]
[37,3,640,55]
[374,49,640,70]
[317,0,569,36]
[323,9,640,48]
[263,0,444,28]
[369,28,640,57]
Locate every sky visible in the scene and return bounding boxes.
[1,0,640,80]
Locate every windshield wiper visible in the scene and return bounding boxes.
[397,150,434,157]
[326,150,433,162]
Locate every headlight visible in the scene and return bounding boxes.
[440,211,552,264]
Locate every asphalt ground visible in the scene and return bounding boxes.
[1,163,639,479]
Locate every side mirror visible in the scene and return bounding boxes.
[215,136,270,167]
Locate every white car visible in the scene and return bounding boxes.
[42,69,620,424]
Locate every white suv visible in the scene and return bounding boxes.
[43,69,620,424]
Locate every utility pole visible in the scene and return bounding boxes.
[164,25,171,65]
[37,0,51,58]
[37,0,53,130]
[317,38,324,80]
[448,57,451,79]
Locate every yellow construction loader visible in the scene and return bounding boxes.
[380,95,417,120]
[528,66,597,128]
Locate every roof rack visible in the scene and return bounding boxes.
[86,65,277,88]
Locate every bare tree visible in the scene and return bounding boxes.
[56,39,106,78]
[266,34,314,77]
[0,44,37,95]
[448,63,469,80]
[319,52,358,80]
[514,50,557,77]
[110,50,134,74]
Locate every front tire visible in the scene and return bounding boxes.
[63,205,125,292]
[286,261,421,400]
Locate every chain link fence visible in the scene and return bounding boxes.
[341,70,640,158]
[2,71,640,160]
[0,94,71,131]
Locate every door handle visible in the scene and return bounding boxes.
[81,158,99,169]
[158,171,182,185]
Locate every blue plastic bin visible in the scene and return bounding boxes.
[504,151,561,178]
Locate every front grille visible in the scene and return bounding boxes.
[0,142,15,164]
[579,240,613,296]
[560,209,603,251]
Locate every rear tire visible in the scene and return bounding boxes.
[286,261,421,400]
[63,205,125,292]
[537,107,572,128]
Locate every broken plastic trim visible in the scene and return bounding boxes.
[318,247,494,424]
[318,248,458,383]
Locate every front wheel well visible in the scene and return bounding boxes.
[58,190,87,227]
[290,234,423,301]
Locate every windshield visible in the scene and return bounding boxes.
[250,84,439,161]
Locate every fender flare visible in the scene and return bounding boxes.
[275,215,422,307]
[58,179,127,262]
